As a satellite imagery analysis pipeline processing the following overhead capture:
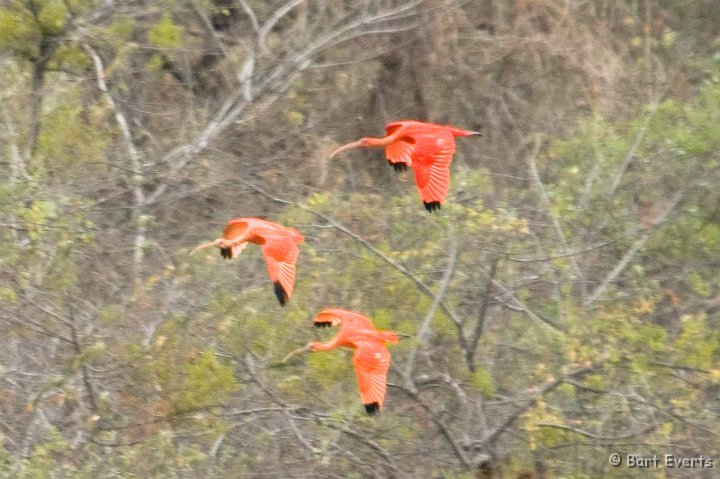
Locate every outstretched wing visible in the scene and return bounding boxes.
[352,342,392,414]
[314,309,375,330]
[261,229,300,306]
[411,131,456,210]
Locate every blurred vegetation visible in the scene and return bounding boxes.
[2,0,720,478]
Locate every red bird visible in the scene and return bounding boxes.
[190,218,304,306]
[283,308,399,414]
[330,120,481,211]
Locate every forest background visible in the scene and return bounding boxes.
[1,0,720,478]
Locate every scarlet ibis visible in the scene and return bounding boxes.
[191,218,304,306]
[330,120,481,211]
[283,308,399,414]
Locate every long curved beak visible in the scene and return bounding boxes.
[189,239,221,256]
[282,344,312,363]
[330,140,364,158]
[467,130,483,136]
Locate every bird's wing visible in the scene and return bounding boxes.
[411,132,456,205]
[217,219,250,258]
[261,230,300,306]
[314,309,375,330]
[384,121,405,135]
[385,138,415,166]
[222,219,249,243]
[352,341,392,410]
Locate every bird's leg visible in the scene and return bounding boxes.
[282,344,312,363]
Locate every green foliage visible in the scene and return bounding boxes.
[107,16,136,39]
[468,367,496,398]
[37,1,68,35]
[14,427,69,479]
[147,14,184,49]
[673,314,720,370]
[176,350,238,410]
[0,8,35,50]
[50,43,92,70]
[306,348,351,389]
[37,93,111,166]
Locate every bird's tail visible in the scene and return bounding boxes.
[379,330,399,344]
[287,227,305,244]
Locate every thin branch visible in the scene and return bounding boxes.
[235,0,260,32]
[484,272,565,332]
[257,0,306,52]
[606,104,659,199]
[314,416,399,476]
[69,313,98,411]
[392,382,472,468]
[403,226,458,379]
[83,44,147,275]
[536,422,656,442]
[584,189,685,306]
[242,354,319,454]
[507,241,609,263]
[467,257,499,372]
[527,136,585,289]
[469,365,594,450]
[189,0,229,56]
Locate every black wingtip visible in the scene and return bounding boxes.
[423,201,442,212]
[389,162,408,172]
[364,402,380,415]
[314,321,332,328]
[273,281,288,306]
[220,248,232,259]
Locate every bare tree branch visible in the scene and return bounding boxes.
[606,103,659,199]
[145,0,424,205]
[536,422,656,442]
[584,188,685,306]
[235,0,260,32]
[527,136,585,290]
[467,365,594,450]
[403,225,458,379]
[84,43,147,277]
[466,257,499,372]
[257,0,306,52]
[392,381,472,468]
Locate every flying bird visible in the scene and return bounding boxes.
[190,218,304,306]
[283,308,399,414]
[330,120,481,211]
